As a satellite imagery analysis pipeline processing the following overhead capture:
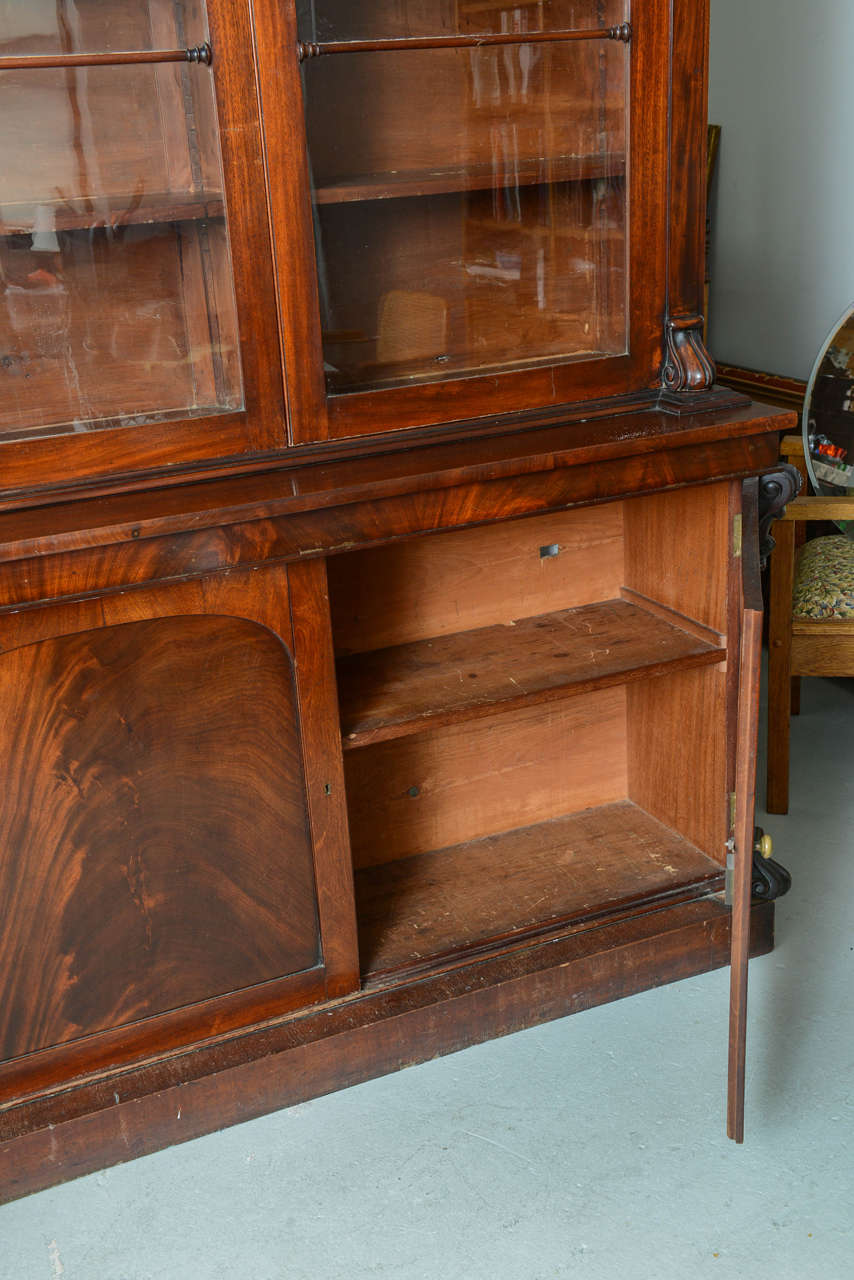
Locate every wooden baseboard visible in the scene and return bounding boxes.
[717,365,807,415]
[0,897,774,1205]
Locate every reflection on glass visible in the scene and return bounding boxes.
[300,1,629,395]
[804,306,854,523]
[0,0,243,440]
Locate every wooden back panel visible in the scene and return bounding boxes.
[329,504,625,654]
[345,687,627,867]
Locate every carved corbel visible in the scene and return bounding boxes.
[751,827,792,902]
[661,314,716,393]
[757,464,803,568]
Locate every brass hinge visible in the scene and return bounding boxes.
[724,792,737,903]
[732,514,743,558]
[724,836,736,905]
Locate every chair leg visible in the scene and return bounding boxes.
[767,640,791,813]
[790,675,801,715]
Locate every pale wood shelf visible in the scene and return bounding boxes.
[356,801,725,979]
[338,597,724,749]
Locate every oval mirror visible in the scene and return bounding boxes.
[803,306,854,534]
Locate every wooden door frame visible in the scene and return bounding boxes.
[266,0,686,445]
[0,0,288,502]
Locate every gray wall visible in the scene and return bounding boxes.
[708,0,854,379]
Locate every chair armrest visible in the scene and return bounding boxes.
[782,496,854,521]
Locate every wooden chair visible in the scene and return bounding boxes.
[766,435,854,812]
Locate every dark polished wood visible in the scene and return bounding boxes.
[0,45,212,71]
[668,0,711,328]
[0,898,774,1205]
[0,611,320,1096]
[0,401,791,559]
[0,432,784,618]
[287,558,361,999]
[297,25,632,60]
[0,0,801,1202]
[0,561,356,1108]
[662,315,717,393]
[727,480,764,1142]
[717,365,807,414]
[0,0,287,496]
[271,0,670,444]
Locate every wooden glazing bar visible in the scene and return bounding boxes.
[298,24,632,60]
[0,45,212,72]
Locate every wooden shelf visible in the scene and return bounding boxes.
[314,153,626,205]
[338,597,724,749]
[356,801,725,979]
[0,191,225,235]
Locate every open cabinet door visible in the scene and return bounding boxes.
[727,479,764,1142]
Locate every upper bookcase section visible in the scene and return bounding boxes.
[0,0,286,501]
[0,1,725,504]
[262,0,709,444]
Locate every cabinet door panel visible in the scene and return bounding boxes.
[0,561,358,1104]
[727,480,764,1142]
[263,0,670,442]
[0,614,319,1067]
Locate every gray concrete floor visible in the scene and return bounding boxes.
[1,675,852,1279]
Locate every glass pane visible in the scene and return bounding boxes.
[298,0,623,43]
[0,0,243,441]
[300,1,629,395]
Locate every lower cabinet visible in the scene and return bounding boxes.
[0,473,770,1197]
[330,480,747,981]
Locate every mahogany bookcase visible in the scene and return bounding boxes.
[0,0,796,1201]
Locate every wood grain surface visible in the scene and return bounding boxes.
[329,504,625,654]
[0,898,775,1205]
[338,597,723,747]
[344,687,627,867]
[727,479,764,1142]
[0,614,319,1065]
[355,801,724,978]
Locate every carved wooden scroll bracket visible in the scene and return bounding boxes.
[757,463,803,569]
[658,315,750,413]
[662,315,716,394]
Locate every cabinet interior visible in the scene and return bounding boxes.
[328,483,733,980]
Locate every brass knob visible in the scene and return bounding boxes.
[757,833,773,860]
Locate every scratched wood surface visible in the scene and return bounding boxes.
[338,597,723,748]
[355,800,724,978]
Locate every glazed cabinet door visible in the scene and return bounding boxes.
[258,0,670,444]
[727,479,764,1142]
[0,558,358,1107]
[0,0,286,500]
